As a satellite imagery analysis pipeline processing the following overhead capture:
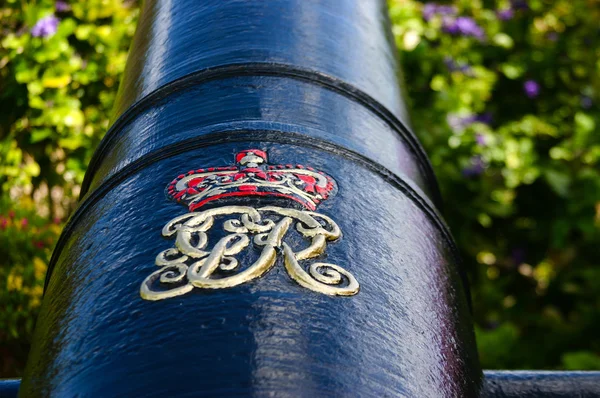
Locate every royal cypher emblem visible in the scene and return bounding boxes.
[140,149,359,300]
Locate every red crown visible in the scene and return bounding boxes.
[166,149,337,211]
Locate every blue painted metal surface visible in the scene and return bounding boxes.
[483,371,600,397]
[18,0,486,396]
[7,372,600,397]
[0,380,19,398]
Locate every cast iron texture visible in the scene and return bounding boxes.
[22,144,480,397]
[83,76,436,202]
[79,0,441,205]
[21,0,483,396]
[482,371,600,397]
[8,371,600,397]
[0,380,19,398]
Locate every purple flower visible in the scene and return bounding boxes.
[455,17,485,38]
[462,156,486,177]
[436,5,457,16]
[31,15,59,38]
[476,133,487,146]
[497,8,514,21]
[442,17,460,34]
[422,3,437,21]
[422,3,457,21]
[546,32,559,42]
[443,16,485,39]
[523,80,540,98]
[55,1,70,12]
[476,112,493,125]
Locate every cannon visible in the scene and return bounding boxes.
[6,0,599,397]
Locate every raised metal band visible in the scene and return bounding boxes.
[46,130,469,303]
[80,63,442,206]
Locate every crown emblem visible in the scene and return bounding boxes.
[167,150,337,211]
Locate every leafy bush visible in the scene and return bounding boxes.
[0,198,59,376]
[0,0,137,377]
[389,0,600,369]
[0,0,599,377]
[0,0,137,199]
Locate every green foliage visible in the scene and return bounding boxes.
[389,0,600,369]
[0,0,137,194]
[0,198,59,376]
[0,0,138,377]
[0,0,598,377]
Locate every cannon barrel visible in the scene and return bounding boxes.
[20,0,482,396]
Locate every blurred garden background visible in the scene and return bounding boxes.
[0,0,598,377]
